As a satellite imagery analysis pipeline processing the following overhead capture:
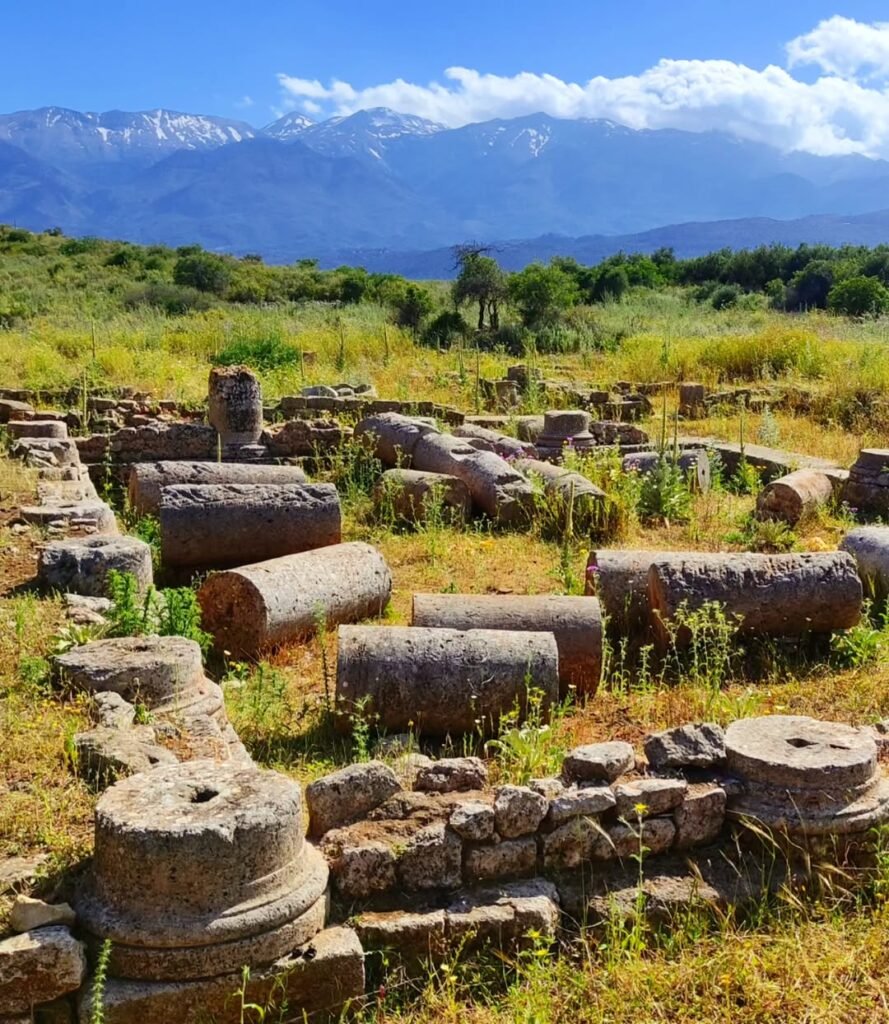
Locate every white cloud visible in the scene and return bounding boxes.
[235,95,255,109]
[787,16,889,80]
[277,17,889,158]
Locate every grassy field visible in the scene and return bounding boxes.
[3,294,889,1021]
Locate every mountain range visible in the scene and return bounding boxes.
[2,104,889,272]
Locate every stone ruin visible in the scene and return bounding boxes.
[6,367,889,1020]
[4,697,888,1022]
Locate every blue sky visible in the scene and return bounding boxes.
[4,3,889,156]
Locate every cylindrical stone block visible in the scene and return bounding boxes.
[354,412,440,467]
[159,483,341,569]
[514,457,605,532]
[7,419,68,440]
[411,593,603,697]
[535,410,596,456]
[453,424,533,460]
[621,450,711,493]
[373,468,471,524]
[516,415,545,443]
[756,469,834,525]
[208,366,263,445]
[75,760,328,980]
[198,541,392,657]
[38,536,153,597]
[128,461,309,517]
[586,549,687,636]
[648,551,862,648]
[840,526,889,600]
[335,625,560,735]
[54,635,206,708]
[412,432,535,525]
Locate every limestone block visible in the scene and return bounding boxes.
[306,761,401,837]
[643,723,726,771]
[463,837,538,882]
[0,928,86,1014]
[38,536,153,597]
[414,758,489,793]
[493,785,548,838]
[562,742,635,783]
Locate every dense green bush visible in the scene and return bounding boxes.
[828,276,889,318]
[214,335,302,371]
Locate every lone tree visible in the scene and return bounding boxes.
[507,262,578,328]
[452,244,507,331]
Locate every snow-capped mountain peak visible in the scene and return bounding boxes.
[262,111,315,140]
[0,106,256,165]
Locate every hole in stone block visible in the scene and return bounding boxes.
[191,787,219,803]
[786,737,815,748]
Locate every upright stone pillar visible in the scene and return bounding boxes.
[207,366,263,451]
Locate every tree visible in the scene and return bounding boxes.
[828,276,889,317]
[173,252,231,295]
[507,262,578,327]
[591,265,629,303]
[392,284,433,333]
[452,247,507,330]
[786,260,835,310]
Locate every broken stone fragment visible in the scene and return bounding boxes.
[562,741,635,783]
[613,778,688,819]
[546,783,616,826]
[541,817,599,870]
[493,785,548,838]
[0,927,86,1014]
[591,817,676,861]
[674,785,727,848]
[10,896,76,933]
[305,761,401,837]
[643,722,726,771]
[463,837,537,882]
[398,821,462,890]
[73,726,177,787]
[450,800,497,841]
[414,757,488,793]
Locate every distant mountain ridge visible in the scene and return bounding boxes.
[2,104,889,264]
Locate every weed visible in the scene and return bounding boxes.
[89,938,113,1024]
[105,570,211,651]
[484,685,571,784]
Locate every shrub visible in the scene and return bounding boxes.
[710,283,743,310]
[422,309,468,349]
[122,282,214,315]
[173,252,231,295]
[214,335,301,372]
[828,276,889,318]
